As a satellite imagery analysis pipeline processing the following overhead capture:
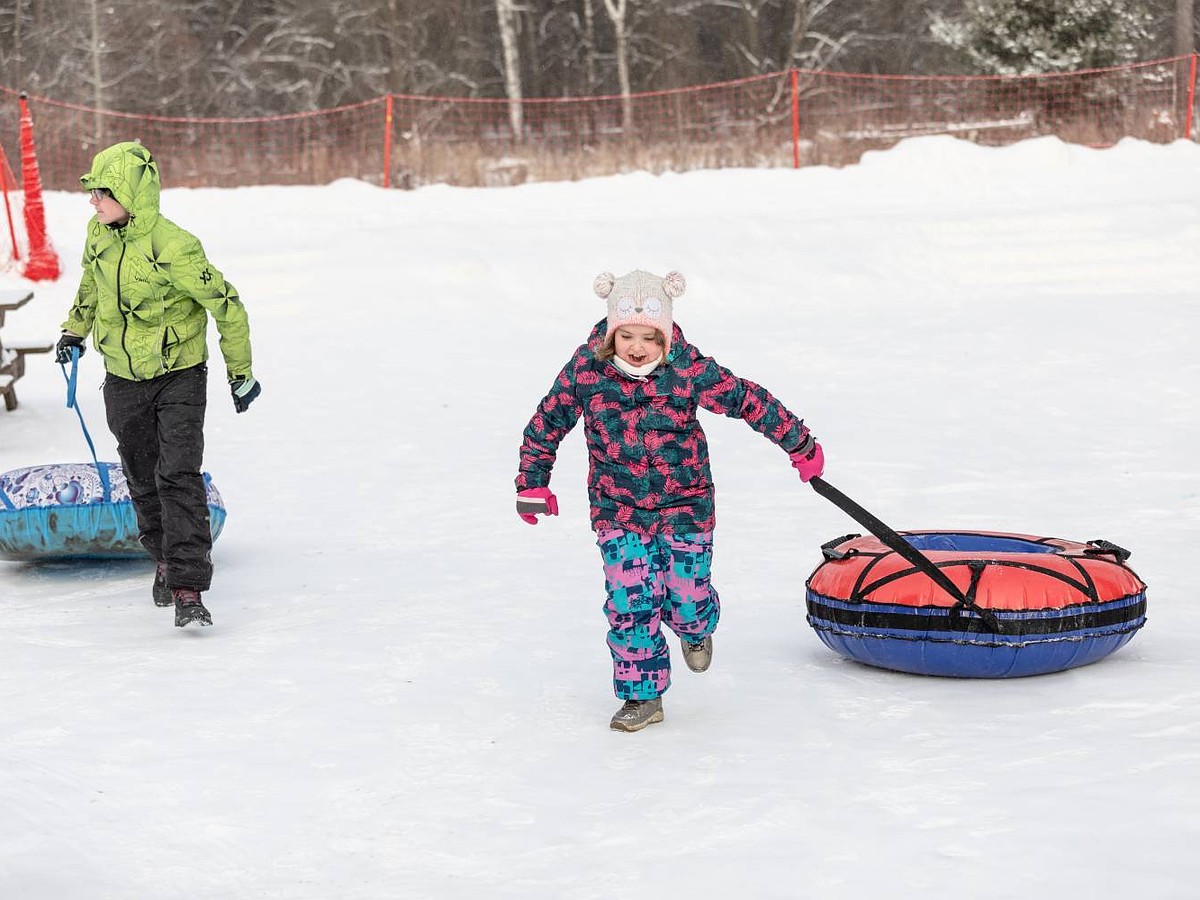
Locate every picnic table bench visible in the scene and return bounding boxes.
[0,289,54,412]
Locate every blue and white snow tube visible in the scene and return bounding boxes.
[0,462,226,561]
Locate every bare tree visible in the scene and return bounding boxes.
[2,0,1194,124]
[583,0,599,91]
[784,0,856,71]
[9,0,24,90]
[495,0,525,136]
[724,0,855,75]
[1177,0,1196,53]
[86,0,104,140]
[373,0,495,98]
[601,0,633,131]
[535,0,605,96]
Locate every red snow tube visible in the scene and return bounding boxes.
[805,531,1146,677]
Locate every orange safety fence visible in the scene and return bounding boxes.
[1,56,1196,192]
[17,93,60,280]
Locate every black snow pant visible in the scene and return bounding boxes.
[103,364,213,591]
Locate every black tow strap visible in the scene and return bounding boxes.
[809,476,1003,633]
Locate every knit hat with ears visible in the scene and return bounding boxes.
[594,269,686,353]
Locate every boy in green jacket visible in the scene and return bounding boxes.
[56,141,260,628]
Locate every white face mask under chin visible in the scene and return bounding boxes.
[612,355,661,379]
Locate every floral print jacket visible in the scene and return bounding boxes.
[516,320,811,535]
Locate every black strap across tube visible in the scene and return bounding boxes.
[808,476,1003,633]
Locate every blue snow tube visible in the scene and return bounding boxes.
[0,462,226,561]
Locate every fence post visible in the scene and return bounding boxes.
[382,94,394,188]
[1187,54,1197,142]
[791,69,800,169]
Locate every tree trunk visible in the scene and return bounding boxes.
[495,0,524,139]
[583,0,597,92]
[87,0,104,146]
[602,0,632,134]
[385,0,403,92]
[785,0,808,67]
[742,1,760,73]
[11,0,22,90]
[1177,0,1196,56]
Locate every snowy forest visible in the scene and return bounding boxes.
[1,1,1196,117]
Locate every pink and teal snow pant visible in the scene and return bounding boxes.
[597,529,720,700]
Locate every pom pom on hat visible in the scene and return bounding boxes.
[595,269,685,351]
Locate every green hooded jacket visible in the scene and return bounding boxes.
[62,141,253,383]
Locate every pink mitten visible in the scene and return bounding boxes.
[517,487,559,525]
[789,441,825,483]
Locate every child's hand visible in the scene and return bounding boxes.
[789,441,825,483]
[55,332,86,364]
[517,488,559,524]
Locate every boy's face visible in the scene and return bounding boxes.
[613,325,664,367]
[89,188,130,226]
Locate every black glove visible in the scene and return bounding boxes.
[230,377,261,413]
[55,332,86,364]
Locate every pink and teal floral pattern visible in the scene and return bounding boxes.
[517,320,810,535]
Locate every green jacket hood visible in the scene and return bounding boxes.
[79,142,160,236]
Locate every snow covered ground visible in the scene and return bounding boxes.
[1,135,1197,899]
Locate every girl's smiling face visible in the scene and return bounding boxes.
[613,325,665,367]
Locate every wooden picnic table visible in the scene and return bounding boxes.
[0,289,54,411]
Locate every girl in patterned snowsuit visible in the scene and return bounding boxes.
[515,270,824,732]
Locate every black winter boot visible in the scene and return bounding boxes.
[152,562,172,607]
[173,589,212,627]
